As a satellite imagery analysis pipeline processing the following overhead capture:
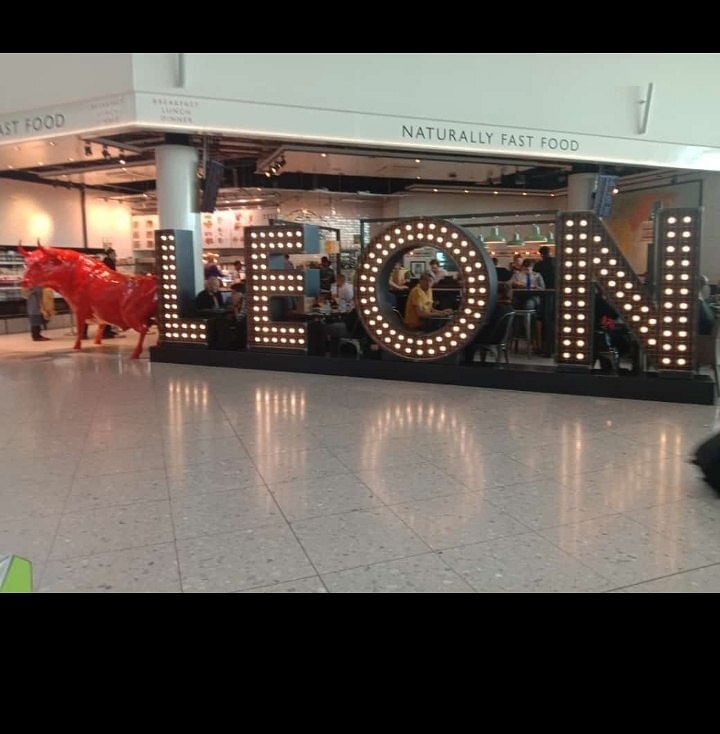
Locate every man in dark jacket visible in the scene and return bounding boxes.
[533,246,555,289]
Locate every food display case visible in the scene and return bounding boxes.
[0,245,103,330]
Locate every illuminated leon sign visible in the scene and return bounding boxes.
[356,217,496,360]
[557,209,700,373]
[236,208,701,374]
[244,223,322,352]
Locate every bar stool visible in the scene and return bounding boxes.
[513,309,535,356]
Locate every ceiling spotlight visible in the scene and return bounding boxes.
[102,145,110,160]
[613,187,619,194]
[321,153,327,158]
[49,141,56,147]
[118,152,126,165]
[84,143,92,156]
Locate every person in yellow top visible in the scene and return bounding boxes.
[41,288,55,330]
[404,273,453,330]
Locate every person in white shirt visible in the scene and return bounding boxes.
[510,259,546,292]
[428,259,449,285]
[330,273,354,312]
[510,259,546,351]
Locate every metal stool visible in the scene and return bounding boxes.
[513,309,535,356]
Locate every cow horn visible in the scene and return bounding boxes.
[36,238,46,252]
[17,240,29,257]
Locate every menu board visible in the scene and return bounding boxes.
[132,215,159,250]
[201,209,266,248]
[132,209,269,251]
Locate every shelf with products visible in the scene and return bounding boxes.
[0,244,103,316]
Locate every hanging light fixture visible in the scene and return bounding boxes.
[485,226,506,244]
[525,224,548,244]
[509,230,524,246]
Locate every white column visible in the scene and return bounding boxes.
[567,172,597,210]
[156,144,203,292]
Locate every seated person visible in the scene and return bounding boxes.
[207,290,247,350]
[196,276,225,311]
[593,289,638,372]
[493,257,512,282]
[330,273,354,312]
[326,306,362,356]
[463,282,514,364]
[428,258,449,285]
[404,272,452,331]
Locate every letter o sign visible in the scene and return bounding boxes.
[356,217,497,361]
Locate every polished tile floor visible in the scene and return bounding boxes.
[2,327,720,593]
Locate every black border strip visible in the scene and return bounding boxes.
[150,346,715,406]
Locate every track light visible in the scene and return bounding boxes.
[118,152,126,165]
[84,143,92,156]
[264,155,287,177]
[102,145,110,160]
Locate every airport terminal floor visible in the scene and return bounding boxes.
[2,329,720,593]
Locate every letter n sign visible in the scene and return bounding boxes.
[556,209,701,373]
[245,223,322,352]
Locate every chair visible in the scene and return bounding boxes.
[477,311,516,365]
[512,309,535,356]
[696,318,720,395]
[593,329,620,374]
[338,338,363,359]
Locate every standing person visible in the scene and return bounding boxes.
[23,286,50,341]
[388,262,408,308]
[428,258,449,285]
[330,273,354,312]
[533,246,556,289]
[283,253,295,270]
[41,288,55,332]
[102,246,117,270]
[232,260,245,282]
[319,256,335,292]
[510,259,546,351]
[510,259,545,295]
[204,257,223,279]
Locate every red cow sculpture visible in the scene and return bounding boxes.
[19,244,157,359]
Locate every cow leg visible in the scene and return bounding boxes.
[130,324,149,360]
[94,321,105,346]
[73,310,89,350]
